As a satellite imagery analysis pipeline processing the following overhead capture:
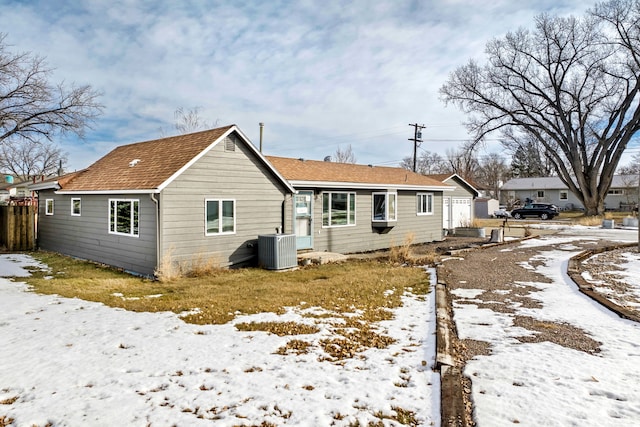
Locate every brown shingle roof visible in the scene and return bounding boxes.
[61,126,234,191]
[266,156,450,188]
[426,173,453,183]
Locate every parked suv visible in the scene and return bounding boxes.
[510,203,559,220]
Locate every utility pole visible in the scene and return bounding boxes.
[408,123,426,173]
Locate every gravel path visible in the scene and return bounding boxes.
[576,245,640,317]
[436,235,638,426]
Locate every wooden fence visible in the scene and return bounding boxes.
[0,205,36,251]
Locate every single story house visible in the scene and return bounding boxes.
[30,125,465,275]
[426,174,479,228]
[267,156,455,253]
[30,125,295,276]
[500,176,640,211]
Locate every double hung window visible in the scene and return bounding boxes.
[417,193,434,215]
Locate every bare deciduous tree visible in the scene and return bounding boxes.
[443,141,480,182]
[0,138,67,179]
[333,145,357,163]
[400,151,447,175]
[160,106,218,137]
[617,152,640,175]
[0,33,102,146]
[440,1,640,215]
[476,152,511,199]
[174,106,211,134]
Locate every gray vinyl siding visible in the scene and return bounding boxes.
[36,191,157,276]
[292,188,444,254]
[160,135,290,268]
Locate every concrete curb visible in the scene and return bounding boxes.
[567,242,640,323]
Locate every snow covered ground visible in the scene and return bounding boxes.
[452,227,640,426]
[1,226,638,426]
[0,255,440,426]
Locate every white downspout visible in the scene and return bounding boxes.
[150,193,160,275]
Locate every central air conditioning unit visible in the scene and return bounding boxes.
[258,234,297,270]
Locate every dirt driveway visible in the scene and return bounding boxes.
[436,229,640,426]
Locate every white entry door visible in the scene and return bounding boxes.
[294,191,313,250]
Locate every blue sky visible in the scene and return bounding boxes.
[0,0,595,170]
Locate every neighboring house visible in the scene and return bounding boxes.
[427,174,480,228]
[30,125,294,276]
[267,156,454,254]
[0,176,33,205]
[501,176,640,210]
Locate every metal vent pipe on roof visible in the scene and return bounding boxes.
[259,122,264,152]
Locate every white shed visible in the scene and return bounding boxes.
[475,198,500,218]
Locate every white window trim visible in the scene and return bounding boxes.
[417,193,434,216]
[372,192,397,222]
[205,198,236,236]
[321,192,356,228]
[108,198,140,237]
[45,199,54,216]
[537,190,545,198]
[559,190,568,201]
[71,198,82,216]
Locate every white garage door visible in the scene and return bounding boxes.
[451,198,471,228]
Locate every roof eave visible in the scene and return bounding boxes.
[29,182,60,191]
[56,189,160,195]
[289,180,453,191]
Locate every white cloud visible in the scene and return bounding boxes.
[0,0,594,169]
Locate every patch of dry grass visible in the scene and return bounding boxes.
[235,321,319,336]
[460,218,482,228]
[26,252,431,326]
[388,232,442,266]
[576,215,607,226]
[0,396,18,405]
[388,232,415,264]
[275,339,313,355]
